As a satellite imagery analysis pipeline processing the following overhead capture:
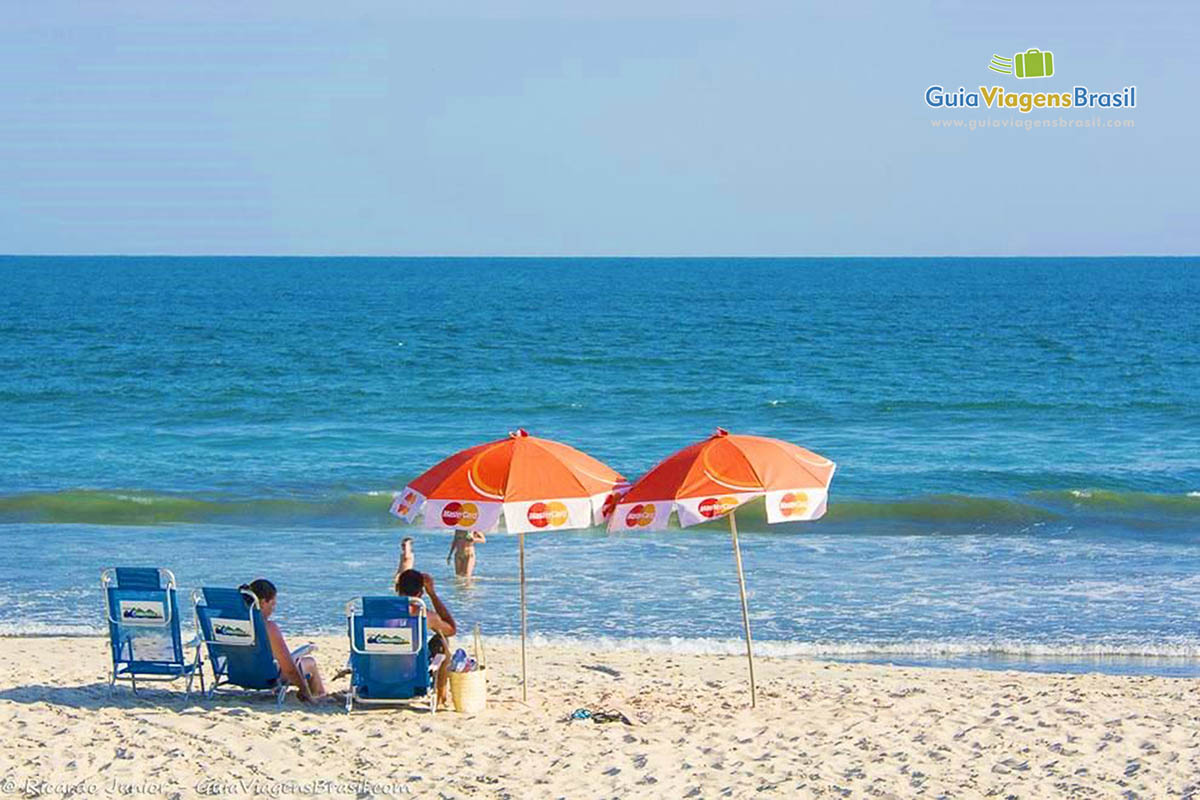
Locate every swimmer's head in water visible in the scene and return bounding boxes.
[396,568,423,597]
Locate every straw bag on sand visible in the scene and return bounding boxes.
[449,624,487,713]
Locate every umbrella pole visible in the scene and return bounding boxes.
[728,510,757,708]
[519,531,528,702]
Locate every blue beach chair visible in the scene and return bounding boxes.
[344,596,445,713]
[192,587,315,705]
[101,567,203,697]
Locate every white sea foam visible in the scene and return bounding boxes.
[6,623,1198,661]
[0,623,101,637]
[113,494,154,505]
[478,633,1200,660]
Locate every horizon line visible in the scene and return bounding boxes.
[1,253,1197,260]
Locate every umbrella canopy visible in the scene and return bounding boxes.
[609,428,836,707]
[391,429,625,533]
[609,427,835,531]
[391,429,627,701]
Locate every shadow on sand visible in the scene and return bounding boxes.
[0,682,380,715]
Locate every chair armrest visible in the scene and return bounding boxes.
[290,643,316,660]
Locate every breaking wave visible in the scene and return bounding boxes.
[0,488,1195,528]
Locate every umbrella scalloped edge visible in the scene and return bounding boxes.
[391,487,622,534]
[609,488,830,531]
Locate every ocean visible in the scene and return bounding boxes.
[1,256,1198,675]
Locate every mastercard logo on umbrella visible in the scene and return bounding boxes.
[440,501,480,527]
[698,496,740,518]
[526,501,569,528]
[778,491,809,518]
[601,492,618,518]
[394,491,417,516]
[624,503,657,528]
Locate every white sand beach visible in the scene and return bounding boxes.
[1,637,1197,799]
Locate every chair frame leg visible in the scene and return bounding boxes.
[185,644,203,700]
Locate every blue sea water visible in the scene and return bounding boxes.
[1,256,1198,675]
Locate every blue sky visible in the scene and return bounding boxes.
[1,1,1195,255]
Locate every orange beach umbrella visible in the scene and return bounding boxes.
[609,428,836,706]
[391,429,627,699]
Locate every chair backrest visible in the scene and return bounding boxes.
[102,567,184,667]
[347,596,431,699]
[194,587,279,690]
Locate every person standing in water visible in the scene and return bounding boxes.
[393,537,414,591]
[447,529,486,578]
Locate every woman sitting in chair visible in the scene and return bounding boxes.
[240,579,327,701]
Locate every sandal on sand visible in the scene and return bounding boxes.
[566,707,631,725]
